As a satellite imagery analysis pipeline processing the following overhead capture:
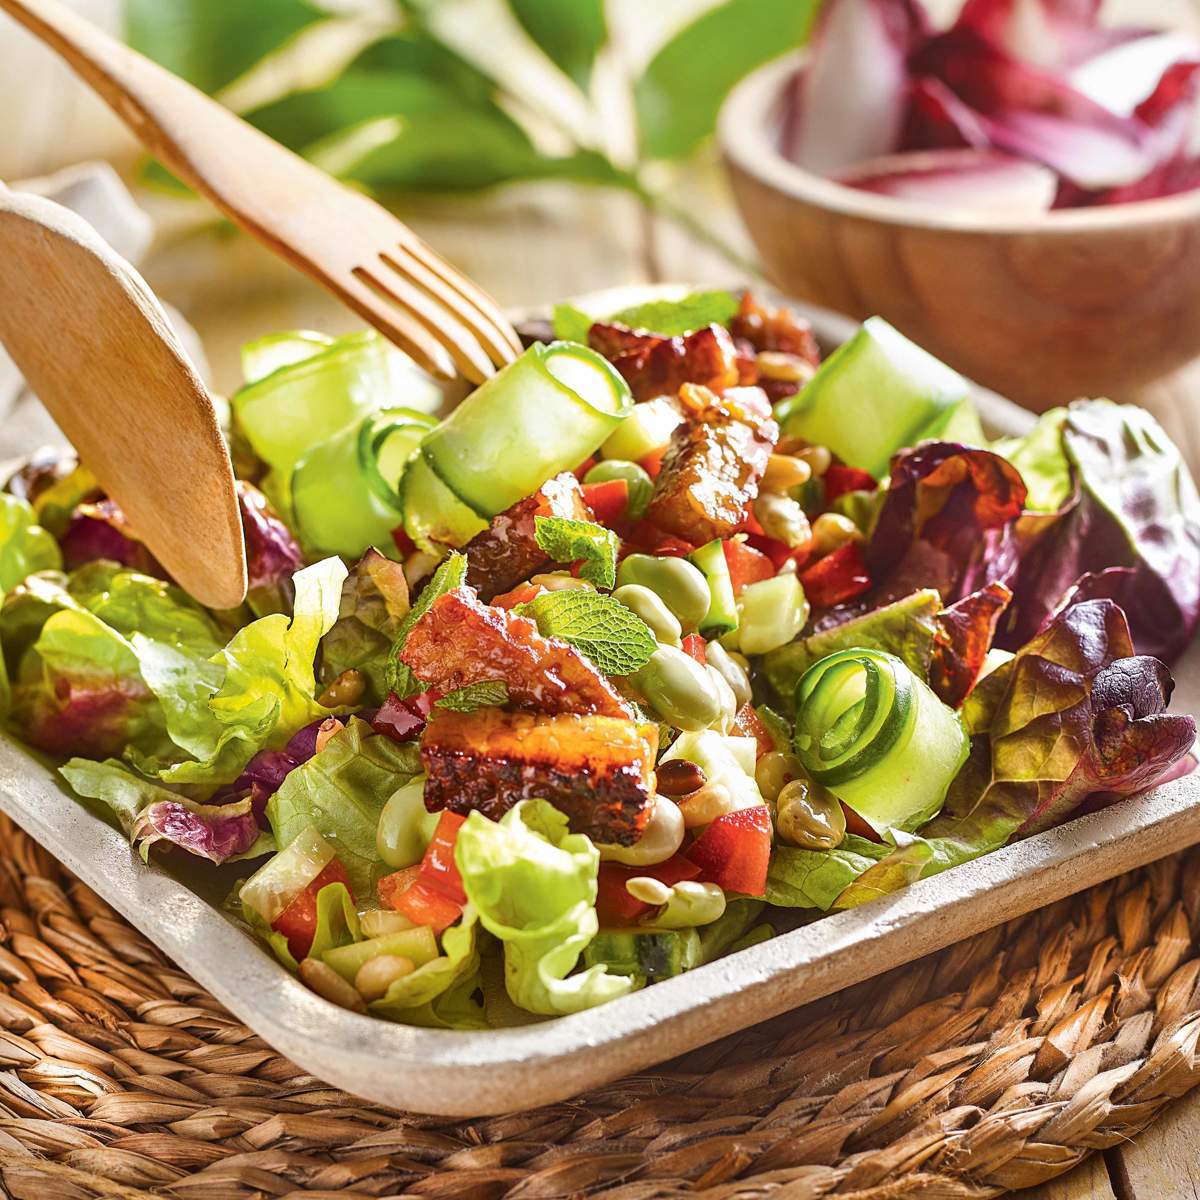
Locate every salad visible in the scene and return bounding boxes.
[0,288,1196,1030]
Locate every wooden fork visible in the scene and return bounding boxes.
[0,0,524,384]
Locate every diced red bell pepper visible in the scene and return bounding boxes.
[379,867,463,933]
[623,519,694,558]
[391,527,419,557]
[722,539,775,595]
[842,803,883,843]
[823,464,877,503]
[732,704,774,759]
[639,447,667,480]
[596,855,702,927]
[271,859,353,961]
[685,806,772,896]
[420,811,468,905]
[744,531,798,572]
[799,542,871,609]
[681,634,707,665]
[573,456,597,482]
[491,582,544,609]
[581,479,629,528]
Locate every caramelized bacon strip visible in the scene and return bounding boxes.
[421,708,655,844]
[464,472,592,602]
[645,384,778,545]
[397,587,634,719]
[588,322,741,401]
[729,292,821,364]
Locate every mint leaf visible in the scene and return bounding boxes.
[436,681,509,712]
[534,516,619,589]
[386,553,467,698]
[522,590,656,676]
[609,290,740,336]
[552,303,593,343]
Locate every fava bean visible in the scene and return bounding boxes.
[776,778,846,850]
[530,572,594,592]
[584,459,654,518]
[653,881,727,929]
[705,641,752,709]
[705,662,738,734]
[631,644,723,730]
[598,793,685,865]
[616,554,711,629]
[754,750,804,803]
[354,954,415,1002]
[613,584,682,647]
[376,777,436,869]
[360,910,416,938]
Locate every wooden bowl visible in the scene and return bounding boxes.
[719,54,1200,411]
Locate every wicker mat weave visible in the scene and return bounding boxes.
[0,814,1199,1200]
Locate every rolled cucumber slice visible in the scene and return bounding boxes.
[291,407,436,558]
[793,648,968,833]
[239,826,334,926]
[240,330,334,386]
[419,341,632,522]
[776,317,977,479]
[689,540,738,636]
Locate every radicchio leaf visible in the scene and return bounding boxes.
[132,797,263,864]
[867,441,1027,604]
[781,0,930,174]
[238,481,304,617]
[835,148,1057,213]
[930,581,1012,707]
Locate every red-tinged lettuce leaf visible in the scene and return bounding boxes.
[1000,400,1200,664]
[867,442,1027,604]
[835,148,1057,213]
[953,0,1146,70]
[58,499,164,577]
[238,481,305,618]
[132,797,265,864]
[320,548,411,704]
[947,598,1193,838]
[931,581,1012,707]
[780,0,930,173]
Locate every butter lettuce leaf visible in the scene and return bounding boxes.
[455,799,633,1015]
[266,717,421,895]
[0,494,61,592]
[765,835,889,910]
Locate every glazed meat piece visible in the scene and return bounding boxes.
[645,383,778,545]
[588,322,741,401]
[397,586,634,719]
[421,708,656,844]
[464,472,591,601]
[729,292,821,365]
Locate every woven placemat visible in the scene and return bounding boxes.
[0,813,1199,1200]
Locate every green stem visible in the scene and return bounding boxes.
[643,190,766,283]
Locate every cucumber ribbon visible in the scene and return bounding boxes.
[793,648,968,833]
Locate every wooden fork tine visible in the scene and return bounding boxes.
[396,234,525,357]
[339,270,458,380]
[352,263,497,385]
[384,245,521,370]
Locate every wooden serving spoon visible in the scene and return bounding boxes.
[0,186,247,610]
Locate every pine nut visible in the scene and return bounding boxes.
[626,877,672,906]
[795,444,832,477]
[354,954,416,1002]
[530,573,595,592]
[757,351,816,384]
[299,958,368,1013]
[762,453,812,492]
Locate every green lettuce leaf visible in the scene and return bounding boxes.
[266,717,422,896]
[760,589,942,712]
[832,832,933,910]
[0,494,61,592]
[59,757,178,836]
[368,910,485,1029]
[455,799,633,1016]
[139,557,347,786]
[765,835,890,910]
[992,408,1071,513]
[521,589,656,676]
[534,515,618,588]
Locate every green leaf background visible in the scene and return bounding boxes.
[124,0,822,259]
